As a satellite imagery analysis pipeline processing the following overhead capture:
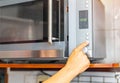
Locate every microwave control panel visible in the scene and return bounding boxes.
[76,0,106,60]
[76,0,93,58]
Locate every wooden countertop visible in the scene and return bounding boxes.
[0,63,119,69]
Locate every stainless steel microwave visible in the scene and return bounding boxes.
[0,0,106,62]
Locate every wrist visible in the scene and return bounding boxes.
[63,65,79,79]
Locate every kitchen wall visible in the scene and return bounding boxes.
[98,0,120,63]
[100,0,115,63]
[72,72,120,83]
[112,0,120,63]
[8,70,120,83]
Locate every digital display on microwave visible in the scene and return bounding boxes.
[79,10,88,29]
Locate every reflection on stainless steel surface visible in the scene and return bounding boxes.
[0,0,43,43]
[39,50,60,57]
[0,16,43,42]
[0,50,63,58]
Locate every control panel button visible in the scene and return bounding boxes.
[86,1,89,3]
[86,37,89,40]
[86,33,89,35]
[86,41,89,45]
[83,47,88,53]
[86,5,89,8]
[87,50,92,58]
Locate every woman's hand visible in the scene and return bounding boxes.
[43,41,90,83]
[65,41,90,76]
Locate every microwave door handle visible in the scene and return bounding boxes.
[58,0,61,42]
[48,0,53,44]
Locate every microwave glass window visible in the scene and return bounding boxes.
[0,0,64,44]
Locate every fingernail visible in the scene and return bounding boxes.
[85,41,89,45]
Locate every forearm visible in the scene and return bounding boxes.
[43,66,77,83]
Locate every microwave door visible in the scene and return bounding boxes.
[0,0,65,44]
[0,0,67,60]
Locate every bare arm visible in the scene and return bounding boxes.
[43,41,90,83]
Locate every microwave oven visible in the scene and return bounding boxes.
[0,0,106,62]
[69,0,106,60]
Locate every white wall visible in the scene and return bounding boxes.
[100,0,120,63]
[73,72,120,83]
[8,70,120,83]
[8,71,40,83]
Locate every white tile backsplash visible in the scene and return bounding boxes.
[114,30,120,63]
[91,77,103,82]
[80,72,115,77]
[100,0,120,63]
[8,71,120,83]
[8,73,25,83]
[102,0,114,30]
[8,71,41,83]
[79,77,90,82]
[71,72,119,83]
[24,75,37,83]
[102,30,115,63]
[104,77,117,83]
[113,0,120,28]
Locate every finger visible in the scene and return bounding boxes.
[75,41,89,52]
[78,50,86,56]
